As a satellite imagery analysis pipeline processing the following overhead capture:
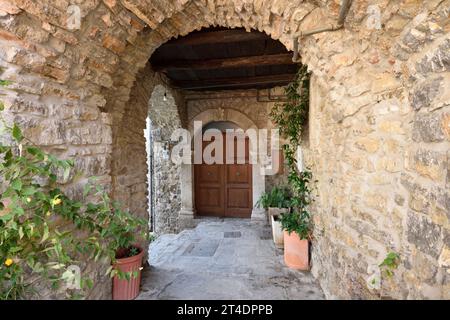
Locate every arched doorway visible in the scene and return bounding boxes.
[185,108,268,222]
[194,121,253,218]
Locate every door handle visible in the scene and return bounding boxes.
[236,172,240,176]
[207,172,212,176]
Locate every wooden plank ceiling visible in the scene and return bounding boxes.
[150,27,300,91]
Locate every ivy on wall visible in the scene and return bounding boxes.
[270,65,314,240]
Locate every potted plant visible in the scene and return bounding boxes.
[256,186,291,248]
[269,65,314,270]
[102,206,148,300]
[280,169,313,271]
[84,184,149,300]
[280,210,311,270]
[112,244,145,301]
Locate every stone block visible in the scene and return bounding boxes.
[378,120,405,135]
[412,112,446,142]
[408,183,432,214]
[443,113,450,140]
[438,245,450,270]
[402,28,426,52]
[355,137,380,153]
[371,74,401,93]
[416,38,450,75]
[413,149,446,182]
[410,76,443,111]
[102,34,127,54]
[407,211,443,259]
[364,192,387,212]
[0,0,21,14]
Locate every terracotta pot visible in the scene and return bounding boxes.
[271,215,284,248]
[283,231,309,270]
[112,246,144,300]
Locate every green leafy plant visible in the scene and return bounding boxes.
[379,252,400,278]
[366,252,401,297]
[270,65,314,240]
[256,186,292,209]
[270,65,309,148]
[279,210,310,240]
[0,80,149,299]
[81,181,149,280]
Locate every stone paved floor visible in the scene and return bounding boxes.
[137,219,324,300]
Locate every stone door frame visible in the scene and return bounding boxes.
[179,108,266,228]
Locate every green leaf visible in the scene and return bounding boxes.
[13,206,24,216]
[0,101,4,111]
[41,224,49,243]
[22,186,36,196]
[0,79,12,86]
[12,123,23,142]
[11,179,22,191]
[9,246,22,253]
[27,147,45,160]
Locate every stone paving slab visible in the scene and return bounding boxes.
[137,219,324,300]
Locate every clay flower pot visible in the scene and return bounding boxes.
[283,231,309,270]
[112,246,144,300]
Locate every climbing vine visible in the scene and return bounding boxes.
[270,65,314,240]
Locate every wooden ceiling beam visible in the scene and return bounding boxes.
[152,53,294,72]
[173,73,296,90]
[164,29,269,46]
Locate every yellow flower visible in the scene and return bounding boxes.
[26,197,32,203]
[4,258,13,267]
[46,211,52,217]
[52,198,62,206]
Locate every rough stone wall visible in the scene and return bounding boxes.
[150,84,185,234]
[0,0,448,300]
[301,2,450,299]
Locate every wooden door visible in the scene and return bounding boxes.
[195,133,252,218]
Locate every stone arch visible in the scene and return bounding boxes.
[96,1,341,127]
[188,108,259,135]
[111,65,185,236]
[2,0,449,300]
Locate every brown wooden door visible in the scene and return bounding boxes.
[195,133,252,218]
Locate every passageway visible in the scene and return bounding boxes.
[138,219,324,300]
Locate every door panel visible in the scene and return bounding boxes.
[198,165,221,183]
[227,165,250,184]
[197,187,222,207]
[195,133,252,218]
